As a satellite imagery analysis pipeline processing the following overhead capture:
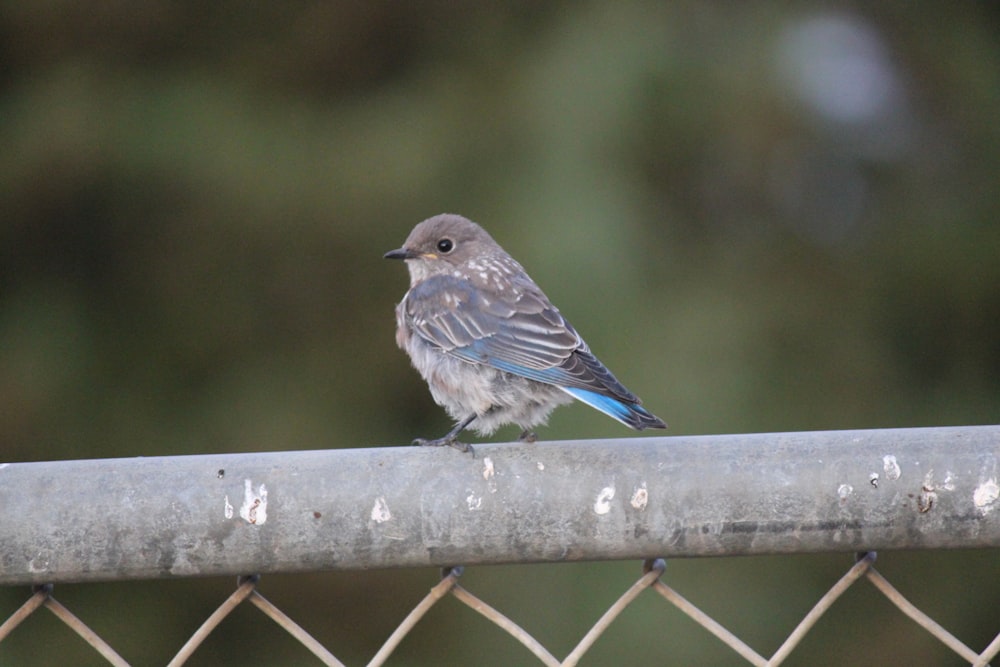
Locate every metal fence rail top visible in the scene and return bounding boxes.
[1,425,998,585]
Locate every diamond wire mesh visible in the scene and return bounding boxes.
[2,552,998,666]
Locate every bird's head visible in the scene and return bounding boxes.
[384,213,501,283]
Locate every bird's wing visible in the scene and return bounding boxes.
[403,275,640,403]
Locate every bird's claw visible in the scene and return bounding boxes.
[413,436,474,455]
[518,430,537,443]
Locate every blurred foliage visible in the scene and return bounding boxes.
[1,1,998,665]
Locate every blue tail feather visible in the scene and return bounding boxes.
[560,387,666,430]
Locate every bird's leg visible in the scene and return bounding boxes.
[413,414,477,454]
[518,430,537,443]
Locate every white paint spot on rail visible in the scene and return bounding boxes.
[630,483,648,511]
[594,486,616,515]
[837,484,853,502]
[240,480,268,525]
[974,478,999,515]
[371,496,391,523]
[882,455,901,480]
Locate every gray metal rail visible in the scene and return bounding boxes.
[1,425,998,585]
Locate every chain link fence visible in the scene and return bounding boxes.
[2,426,998,665]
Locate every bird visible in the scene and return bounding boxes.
[384,213,666,452]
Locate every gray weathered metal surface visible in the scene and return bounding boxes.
[1,426,998,585]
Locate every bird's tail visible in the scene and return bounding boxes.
[561,387,667,430]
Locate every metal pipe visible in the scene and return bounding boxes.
[1,426,998,585]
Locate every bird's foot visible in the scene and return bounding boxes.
[518,430,537,443]
[413,436,474,455]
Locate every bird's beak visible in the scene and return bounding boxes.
[384,247,417,260]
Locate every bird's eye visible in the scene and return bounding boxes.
[437,238,454,253]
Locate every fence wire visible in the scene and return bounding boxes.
[1,426,998,664]
[1,552,998,666]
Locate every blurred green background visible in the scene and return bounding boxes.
[1,2,998,665]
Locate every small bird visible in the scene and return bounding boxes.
[385,214,666,452]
